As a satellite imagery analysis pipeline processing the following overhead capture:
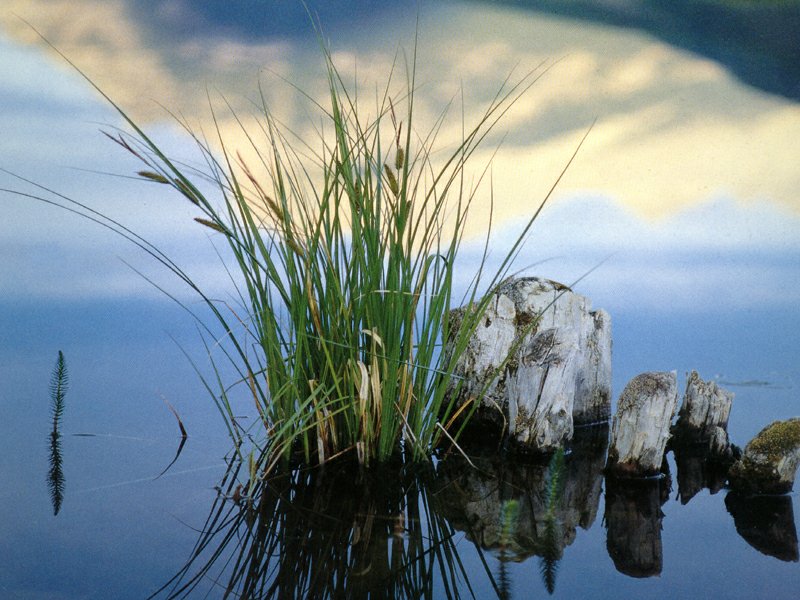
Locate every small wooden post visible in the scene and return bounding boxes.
[606,371,678,477]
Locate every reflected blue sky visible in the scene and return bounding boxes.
[1,0,798,442]
[1,0,797,430]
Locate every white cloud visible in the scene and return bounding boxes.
[460,195,800,314]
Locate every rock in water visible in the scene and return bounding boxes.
[728,418,800,494]
[446,277,611,452]
[672,371,734,453]
[606,372,679,477]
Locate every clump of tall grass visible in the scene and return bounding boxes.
[18,32,587,475]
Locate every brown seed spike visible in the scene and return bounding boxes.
[176,180,201,206]
[138,171,169,184]
[395,147,405,171]
[384,164,399,196]
[194,217,227,234]
[285,236,305,257]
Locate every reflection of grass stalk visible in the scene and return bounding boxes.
[152,461,471,599]
[20,27,586,475]
[546,448,565,512]
[48,350,68,516]
[48,430,65,516]
[497,499,520,600]
[540,516,559,595]
[539,448,565,595]
[499,499,520,548]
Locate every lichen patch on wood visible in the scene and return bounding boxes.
[728,418,800,495]
[444,277,612,452]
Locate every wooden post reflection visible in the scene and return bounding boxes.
[604,474,670,578]
[725,492,799,563]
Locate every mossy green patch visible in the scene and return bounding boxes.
[747,418,800,461]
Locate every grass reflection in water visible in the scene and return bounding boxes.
[153,426,609,599]
[153,456,475,599]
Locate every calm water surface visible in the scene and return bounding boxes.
[1,1,799,598]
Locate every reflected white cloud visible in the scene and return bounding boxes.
[3,0,799,219]
[1,0,799,314]
[479,196,800,314]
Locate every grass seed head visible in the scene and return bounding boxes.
[137,170,169,184]
[395,147,405,171]
[384,164,399,196]
[194,217,227,234]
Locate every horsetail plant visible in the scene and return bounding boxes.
[50,350,68,435]
[48,350,68,515]
[13,28,587,477]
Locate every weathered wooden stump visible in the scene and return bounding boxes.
[446,277,612,452]
[606,371,678,477]
[669,371,737,502]
[728,418,800,494]
[671,370,735,457]
[674,371,733,432]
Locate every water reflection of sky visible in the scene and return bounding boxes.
[1,2,800,597]
[2,1,799,297]
[4,1,800,210]
[1,0,798,430]
[1,1,797,404]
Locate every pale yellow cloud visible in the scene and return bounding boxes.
[2,0,798,236]
[1,0,183,120]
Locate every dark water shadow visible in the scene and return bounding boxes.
[150,456,480,599]
[725,492,799,563]
[151,420,800,597]
[432,425,609,596]
[435,426,608,548]
[604,470,671,578]
[152,425,609,599]
[671,441,734,505]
